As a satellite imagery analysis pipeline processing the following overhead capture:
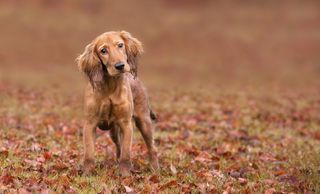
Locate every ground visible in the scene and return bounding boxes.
[0,1,320,193]
[0,66,319,193]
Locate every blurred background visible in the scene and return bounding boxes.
[1,1,320,192]
[0,0,319,93]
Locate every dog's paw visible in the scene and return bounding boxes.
[82,159,96,175]
[150,157,160,171]
[119,160,132,177]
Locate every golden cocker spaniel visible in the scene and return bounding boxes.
[77,31,159,176]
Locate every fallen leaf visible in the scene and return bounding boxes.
[149,174,159,183]
[43,151,52,161]
[159,180,178,190]
[264,188,276,194]
[274,169,286,176]
[0,148,8,158]
[1,173,14,185]
[124,185,133,193]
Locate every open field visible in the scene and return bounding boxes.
[1,1,320,193]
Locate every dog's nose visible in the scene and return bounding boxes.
[115,63,125,71]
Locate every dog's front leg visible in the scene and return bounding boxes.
[117,118,133,176]
[83,120,97,175]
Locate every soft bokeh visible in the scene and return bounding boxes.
[0,1,320,193]
[1,0,319,92]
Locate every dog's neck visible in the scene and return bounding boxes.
[102,74,125,93]
[91,72,128,96]
[91,74,125,94]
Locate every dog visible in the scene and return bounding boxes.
[76,31,159,176]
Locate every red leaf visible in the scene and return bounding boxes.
[0,148,8,158]
[313,131,320,140]
[274,169,286,176]
[43,151,52,161]
[149,174,159,183]
[1,173,14,185]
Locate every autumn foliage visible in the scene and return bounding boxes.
[1,0,320,193]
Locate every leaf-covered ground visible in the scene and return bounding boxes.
[1,1,320,193]
[0,73,319,193]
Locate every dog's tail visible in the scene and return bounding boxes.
[150,110,157,122]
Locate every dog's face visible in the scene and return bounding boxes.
[95,32,130,76]
[77,31,143,87]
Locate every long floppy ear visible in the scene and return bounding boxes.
[76,42,104,89]
[120,31,143,77]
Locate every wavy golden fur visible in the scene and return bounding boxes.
[77,31,159,176]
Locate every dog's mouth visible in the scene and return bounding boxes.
[106,66,129,77]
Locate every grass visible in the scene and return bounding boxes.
[0,1,320,193]
[1,67,319,193]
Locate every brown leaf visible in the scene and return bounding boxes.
[121,176,134,186]
[195,151,212,164]
[142,184,152,193]
[197,171,213,181]
[159,180,178,190]
[259,153,277,162]
[59,174,71,188]
[264,188,276,194]
[274,169,286,176]
[52,161,68,172]
[0,148,8,158]
[149,174,159,183]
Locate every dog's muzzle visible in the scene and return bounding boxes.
[115,62,125,71]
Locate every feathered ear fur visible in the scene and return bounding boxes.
[120,31,143,77]
[76,42,104,89]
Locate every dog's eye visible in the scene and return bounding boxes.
[101,48,107,54]
[118,43,124,48]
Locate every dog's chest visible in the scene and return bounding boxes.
[99,99,113,122]
[99,98,130,124]
[98,84,133,124]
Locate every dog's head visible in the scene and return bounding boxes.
[76,31,143,87]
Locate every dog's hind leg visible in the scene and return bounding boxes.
[134,113,159,171]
